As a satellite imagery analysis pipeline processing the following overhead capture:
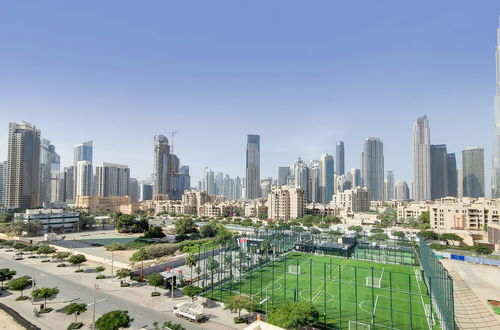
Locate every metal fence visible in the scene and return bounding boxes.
[418,237,455,330]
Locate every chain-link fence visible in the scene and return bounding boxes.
[417,236,455,330]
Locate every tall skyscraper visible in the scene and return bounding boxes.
[40,139,60,205]
[172,165,191,200]
[430,144,448,200]
[319,154,334,203]
[348,168,362,188]
[384,170,395,201]
[0,161,7,206]
[446,153,458,197]
[75,161,92,197]
[395,181,410,201]
[462,147,485,198]
[6,122,41,208]
[245,134,260,199]
[95,163,130,197]
[413,116,431,201]
[292,157,309,199]
[73,140,93,199]
[154,135,171,196]
[309,160,320,203]
[361,137,384,201]
[278,167,290,187]
[492,20,500,198]
[139,181,153,201]
[336,141,345,175]
[129,178,139,202]
[63,166,74,202]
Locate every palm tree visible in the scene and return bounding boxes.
[206,257,219,288]
[224,253,233,280]
[185,253,198,283]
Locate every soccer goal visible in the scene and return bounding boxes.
[348,320,371,330]
[288,264,301,275]
[365,276,382,288]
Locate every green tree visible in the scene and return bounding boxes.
[53,251,70,263]
[130,247,148,281]
[371,233,389,241]
[470,243,493,256]
[27,220,42,236]
[267,301,320,329]
[64,302,87,324]
[224,294,256,318]
[420,230,438,240]
[185,253,198,283]
[143,226,166,238]
[348,225,363,233]
[6,276,32,298]
[95,266,105,278]
[32,287,59,307]
[200,224,217,238]
[174,218,197,235]
[0,268,16,289]
[370,228,384,234]
[440,233,464,246]
[215,225,233,245]
[260,238,271,259]
[116,268,131,284]
[182,285,203,301]
[419,211,430,223]
[206,256,219,288]
[147,272,164,295]
[68,254,87,270]
[393,231,406,239]
[95,310,133,330]
[37,245,56,260]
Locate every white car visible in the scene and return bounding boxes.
[12,254,23,260]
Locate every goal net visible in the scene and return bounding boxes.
[365,276,382,288]
[348,320,371,330]
[288,265,301,275]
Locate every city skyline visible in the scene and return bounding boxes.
[1,2,500,191]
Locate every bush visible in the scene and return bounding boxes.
[15,296,29,301]
[151,291,161,297]
[75,269,84,273]
[57,263,67,267]
[106,242,126,251]
[39,308,53,314]
[67,322,83,330]
[120,282,130,287]
[233,317,245,324]
[96,275,105,279]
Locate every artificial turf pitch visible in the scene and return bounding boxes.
[206,252,437,329]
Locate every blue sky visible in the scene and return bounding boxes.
[1,1,500,190]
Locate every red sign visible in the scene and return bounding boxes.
[166,268,171,272]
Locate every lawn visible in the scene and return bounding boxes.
[206,252,438,330]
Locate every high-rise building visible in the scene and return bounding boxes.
[430,144,448,200]
[446,153,458,197]
[309,160,320,203]
[267,186,306,220]
[462,147,485,198]
[139,182,153,201]
[361,137,384,201]
[336,141,344,175]
[6,122,41,208]
[492,20,500,198]
[95,163,130,197]
[63,166,74,202]
[395,181,410,201]
[319,154,334,203]
[245,134,260,199]
[292,158,309,198]
[0,161,7,206]
[332,187,369,212]
[260,177,272,199]
[172,165,191,200]
[234,177,242,200]
[75,161,92,197]
[73,140,93,198]
[457,169,463,198]
[348,168,362,188]
[153,135,171,196]
[278,167,290,187]
[413,116,431,201]
[129,178,139,202]
[40,139,60,205]
[384,170,395,201]
[200,167,215,194]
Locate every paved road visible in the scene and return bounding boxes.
[0,255,203,330]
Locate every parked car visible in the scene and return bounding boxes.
[12,254,23,260]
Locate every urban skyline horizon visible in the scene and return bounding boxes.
[2,2,500,194]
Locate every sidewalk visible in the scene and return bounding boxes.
[0,248,245,330]
[442,260,500,329]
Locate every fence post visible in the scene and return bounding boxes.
[355,266,358,326]
[324,263,327,324]
[389,271,393,329]
[338,263,342,329]
[371,267,375,328]
[408,273,413,329]
[284,255,287,301]
[309,259,312,302]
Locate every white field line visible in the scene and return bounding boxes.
[414,268,432,330]
[373,294,380,314]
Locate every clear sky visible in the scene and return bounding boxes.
[1,1,500,190]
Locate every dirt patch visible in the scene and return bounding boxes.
[0,309,25,330]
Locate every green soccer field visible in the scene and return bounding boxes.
[206,252,438,330]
